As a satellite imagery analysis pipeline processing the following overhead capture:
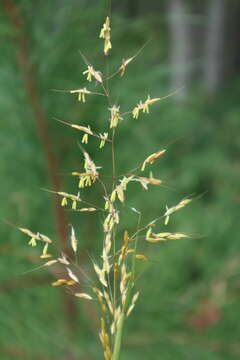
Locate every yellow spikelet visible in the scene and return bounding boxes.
[75,293,92,300]
[141,149,166,171]
[99,16,111,55]
[135,254,149,261]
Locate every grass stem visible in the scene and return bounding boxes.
[112,313,125,360]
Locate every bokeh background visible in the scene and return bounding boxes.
[1,0,240,359]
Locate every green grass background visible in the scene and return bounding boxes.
[1,1,240,359]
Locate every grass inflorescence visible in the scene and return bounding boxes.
[16,15,194,360]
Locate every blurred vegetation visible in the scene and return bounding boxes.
[1,1,240,359]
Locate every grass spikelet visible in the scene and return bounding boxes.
[127,292,140,317]
[141,149,166,171]
[83,65,103,83]
[164,197,192,224]
[44,259,58,267]
[135,254,149,261]
[75,293,92,300]
[70,226,78,253]
[67,268,79,283]
[99,16,111,55]
[51,279,68,287]
[93,263,107,287]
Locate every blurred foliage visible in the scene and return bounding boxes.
[1,1,240,359]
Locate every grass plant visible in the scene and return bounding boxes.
[15,14,194,360]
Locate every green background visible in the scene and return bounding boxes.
[1,1,240,359]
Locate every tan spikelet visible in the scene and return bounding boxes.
[67,268,79,283]
[75,293,92,300]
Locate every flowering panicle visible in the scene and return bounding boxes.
[16,14,196,360]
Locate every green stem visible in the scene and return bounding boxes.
[112,313,125,360]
